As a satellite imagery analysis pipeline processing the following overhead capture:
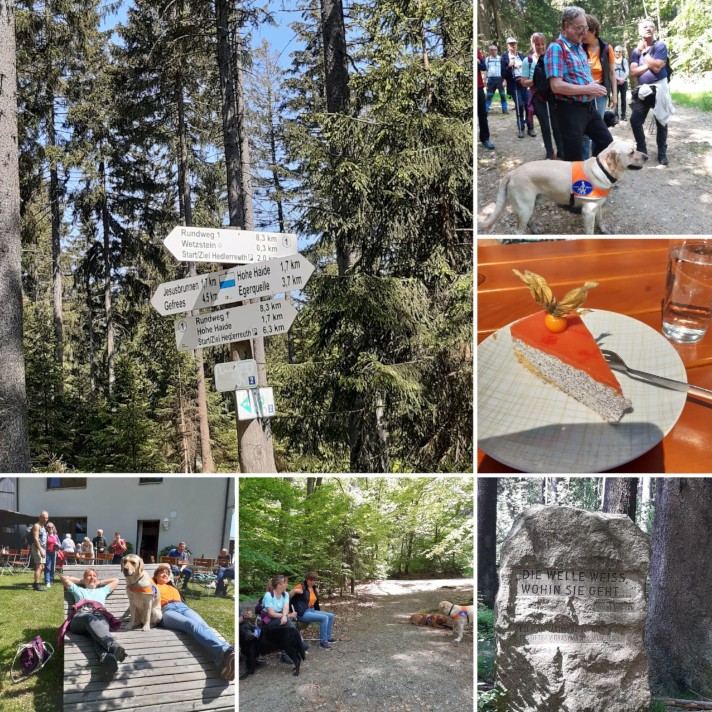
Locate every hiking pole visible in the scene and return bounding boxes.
[512,80,521,134]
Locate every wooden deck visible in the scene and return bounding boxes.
[62,565,235,712]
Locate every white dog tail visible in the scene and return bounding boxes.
[483,173,511,230]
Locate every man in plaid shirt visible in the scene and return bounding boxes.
[544,6,613,161]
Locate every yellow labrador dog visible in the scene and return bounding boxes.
[483,140,648,235]
[121,554,162,631]
[439,600,474,643]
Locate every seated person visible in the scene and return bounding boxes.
[59,569,125,674]
[289,571,336,650]
[262,575,298,630]
[80,537,94,560]
[152,563,235,680]
[167,541,192,590]
[215,548,234,598]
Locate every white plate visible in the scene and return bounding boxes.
[477,310,687,473]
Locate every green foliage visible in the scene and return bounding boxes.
[477,687,507,712]
[671,91,712,112]
[478,605,495,637]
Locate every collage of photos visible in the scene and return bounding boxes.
[476,1,712,710]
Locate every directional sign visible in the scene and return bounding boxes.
[236,388,276,420]
[163,226,298,264]
[151,255,314,316]
[214,360,259,391]
[175,299,297,352]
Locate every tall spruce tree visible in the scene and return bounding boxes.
[0,0,32,472]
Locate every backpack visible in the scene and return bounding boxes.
[255,597,270,627]
[11,635,54,683]
[24,527,34,549]
[532,55,552,100]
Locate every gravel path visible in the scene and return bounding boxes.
[239,578,474,712]
[477,101,712,235]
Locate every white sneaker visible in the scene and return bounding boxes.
[46,582,52,588]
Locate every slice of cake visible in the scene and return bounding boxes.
[510,270,631,423]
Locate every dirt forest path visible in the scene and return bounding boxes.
[238,578,473,712]
[477,102,712,235]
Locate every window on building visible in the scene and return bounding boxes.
[47,478,87,490]
[139,478,164,484]
[53,517,88,543]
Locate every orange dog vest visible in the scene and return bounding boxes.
[571,161,611,200]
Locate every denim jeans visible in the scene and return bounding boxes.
[299,608,334,643]
[171,566,192,588]
[44,551,56,585]
[69,611,115,661]
[160,601,229,667]
[215,567,234,596]
[582,95,608,159]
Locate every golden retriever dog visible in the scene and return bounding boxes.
[121,554,162,631]
[409,613,450,628]
[439,600,474,643]
[483,139,648,235]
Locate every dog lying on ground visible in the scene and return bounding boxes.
[408,613,451,628]
[121,554,162,631]
[439,600,474,643]
[239,622,306,679]
[483,139,648,235]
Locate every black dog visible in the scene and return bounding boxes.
[239,623,306,679]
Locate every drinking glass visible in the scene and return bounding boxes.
[661,239,712,343]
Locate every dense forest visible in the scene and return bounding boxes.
[477,0,712,75]
[478,477,712,710]
[0,0,473,474]
[239,476,473,596]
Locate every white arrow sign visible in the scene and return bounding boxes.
[163,226,298,264]
[151,255,314,316]
[214,360,259,391]
[175,299,297,352]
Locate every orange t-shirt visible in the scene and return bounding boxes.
[156,582,182,606]
[588,44,615,85]
[291,585,317,608]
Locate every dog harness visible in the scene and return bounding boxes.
[570,161,612,200]
[127,584,158,595]
[446,603,471,623]
[424,614,433,624]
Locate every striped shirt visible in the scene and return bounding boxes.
[485,55,502,78]
[545,34,593,103]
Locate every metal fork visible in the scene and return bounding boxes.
[601,349,712,400]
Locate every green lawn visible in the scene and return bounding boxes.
[0,571,235,712]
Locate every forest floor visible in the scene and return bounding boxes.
[238,578,474,712]
[476,100,712,235]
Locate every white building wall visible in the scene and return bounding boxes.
[18,477,234,559]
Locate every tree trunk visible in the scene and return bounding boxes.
[85,268,96,397]
[477,477,498,608]
[176,74,214,473]
[215,1,276,472]
[320,0,354,276]
[647,478,712,696]
[320,0,350,116]
[100,157,115,396]
[602,477,638,521]
[49,99,63,389]
[0,1,31,472]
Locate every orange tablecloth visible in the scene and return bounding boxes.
[477,239,712,473]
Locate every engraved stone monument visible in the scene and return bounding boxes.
[495,505,650,712]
